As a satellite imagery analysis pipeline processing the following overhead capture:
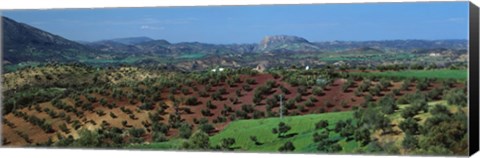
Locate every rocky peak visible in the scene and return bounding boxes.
[259,35,310,49]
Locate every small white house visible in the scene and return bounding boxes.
[429,53,441,57]
[305,66,310,70]
[211,67,225,72]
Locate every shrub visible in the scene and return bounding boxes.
[379,95,397,115]
[179,123,193,139]
[354,127,371,146]
[206,100,217,109]
[152,132,168,142]
[315,120,329,130]
[279,85,291,94]
[278,141,295,152]
[246,78,256,85]
[272,122,291,138]
[201,109,213,117]
[199,123,215,133]
[59,123,70,134]
[253,110,265,119]
[304,100,314,107]
[128,128,146,138]
[399,117,420,135]
[294,94,303,102]
[220,137,236,151]
[182,130,210,150]
[312,87,324,96]
[185,96,199,106]
[402,134,418,150]
[444,89,467,107]
[250,136,261,145]
[297,86,308,96]
[324,101,334,108]
[297,105,306,112]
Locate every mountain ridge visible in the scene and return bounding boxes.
[2,16,103,64]
[2,16,468,67]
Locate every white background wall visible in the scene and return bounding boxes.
[0,0,479,158]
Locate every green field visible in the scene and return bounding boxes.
[131,111,360,153]
[209,111,355,153]
[350,69,467,80]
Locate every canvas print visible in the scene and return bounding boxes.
[0,2,471,156]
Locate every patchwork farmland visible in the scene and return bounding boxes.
[1,64,468,155]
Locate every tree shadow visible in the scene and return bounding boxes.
[280,132,299,138]
[254,142,264,145]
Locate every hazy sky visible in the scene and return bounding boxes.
[2,2,469,44]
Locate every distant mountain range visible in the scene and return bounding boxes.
[86,35,467,55]
[2,16,468,65]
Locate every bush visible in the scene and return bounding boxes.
[399,117,420,135]
[341,84,350,92]
[297,86,308,96]
[315,120,329,130]
[250,136,261,145]
[279,141,295,152]
[253,110,265,119]
[152,132,168,142]
[430,104,452,116]
[379,95,397,114]
[179,123,193,139]
[402,134,418,150]
[279,85,291,94]
[416,79,429,91]
[444,89,467,107]
[235,89,242,97]
[59,123,70,134]
[199,91,209,97]
[369,85,381,96]
[246,78,256,85]
[312,87,324,96]
[128,128,145,138]
[354,127,371,146]
[242,84,252,91]
[201,109,213,117]
[185,96,199,106]
[220,137,236,150]
[285,99,296,109]
[272,122,291,138]
[241,104,255,113]
[71,129,100,147]
[152,122,170,134]
[182,130,210,150]
[296,105,307,113]
[294,94,303,102]
[304,100,314,107]
[199,122,215,133]
[206,100,217,109]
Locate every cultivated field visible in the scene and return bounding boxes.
[1,64,469,155]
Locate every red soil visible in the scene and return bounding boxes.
[2,73,464,146]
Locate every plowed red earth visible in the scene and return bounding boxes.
[2,73,463,146]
